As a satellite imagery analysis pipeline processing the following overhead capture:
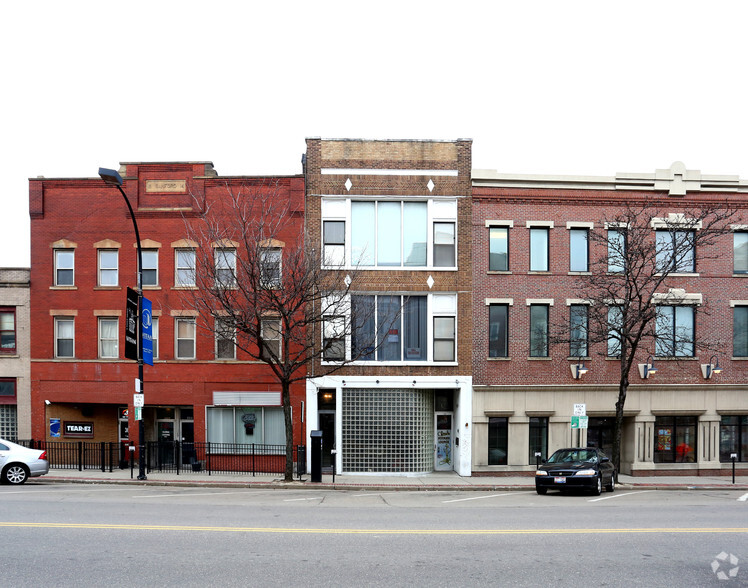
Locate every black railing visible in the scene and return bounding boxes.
[17,440,306,478]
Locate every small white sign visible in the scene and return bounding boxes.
[573,403,586,416]
[135,378,141,393]
[133,393,144,408]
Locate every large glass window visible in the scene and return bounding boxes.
[488,305,508,358]
[433,316,455,362]
[734,306,748,357]
[489,227,508,271]
[55,317,74,358]
[529,305,549,357]
[175,318,196,359]
[214,248,236,288]
[403,202,427,266]
[175,249,196,287]
[98,317,118,358]
[378,202,402,266]
[654,416,696,463]
[98,249,118,286]
[141,250,159,286]
[207,406,286,446]
[0,308,16,353]
[488,417,508,465]
[0,379,16,398]
[323,316,345,361]
[54,249,74,286]
[607,229,625,273]
[656,230,695,273]
[720,415,748,462]
[569,229,588,272]
[569,304,588,357]
[433,222,455,267]
[529,417,548,463]
[735,232,748,274]
[655,306,694,357]
[529,228,549,272]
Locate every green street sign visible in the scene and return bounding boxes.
[571,415,589,429]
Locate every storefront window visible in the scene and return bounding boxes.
[206,406,285,446]
[720,415,748,462]
[654,416,697,463]
[529,417,548,463]
[488,417,508,465]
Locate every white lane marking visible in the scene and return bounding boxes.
[353,492,401,497]
[442,492,526,503]
[132,491,263,499]
[284,497,324,502]
[0,487,134,495]
[738,493,748,502]
[588,490,655,502]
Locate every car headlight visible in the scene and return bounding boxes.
[535,470,548,476]
[574,469,597,476]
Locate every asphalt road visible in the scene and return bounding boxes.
[1,483,746,587]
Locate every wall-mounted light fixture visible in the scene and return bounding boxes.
[701,355,722,379]
[638,355,657,379]
[570,360,588,380]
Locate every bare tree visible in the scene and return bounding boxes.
[556,198,741,477]
[179,180,392,481]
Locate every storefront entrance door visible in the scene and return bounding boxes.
[435,413,453,471]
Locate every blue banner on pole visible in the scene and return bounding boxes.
[141,297,153,366]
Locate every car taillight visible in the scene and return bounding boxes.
[39,450,47,460]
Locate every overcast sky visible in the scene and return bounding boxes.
[3,1,747,267]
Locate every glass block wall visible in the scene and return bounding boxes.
[0,405,17,439]
[342,388,434,473]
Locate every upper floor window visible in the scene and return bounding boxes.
[488,227,509,271]
[323,315,346,361]
[151,317,159,359]
[734,232,748,274]
[215,318,236,360]
[529,304,549,357]
[141,250,159,286]
[54,249,74,286]
[0,308,16,353]
[529,228,549,272]
[733,305,748,358]
[607,306,622,358]
[656,230,695,273]
[55,317,74,358]
[347,293,457,363]
[98,317,119,358]
[98,250,119,286]
[260,319,281,360]
[175,249,196,287]
[655,305,694,357]
[569,228,589,272]
[488,304,509,358]
[322,198,457,269]
[260,248,282,288]
[569,304,588,357]
[214,248,237,288]
[175,317,196,359]
[0,378,16,399]
[607,227,626,273]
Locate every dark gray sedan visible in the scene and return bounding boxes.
[535,447,616,495]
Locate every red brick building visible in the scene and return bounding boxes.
[472,162,748,476]
[29,162,306,457]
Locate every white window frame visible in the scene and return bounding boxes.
[54,317,75,358]
[260,318,281,360]
[140,249,159,287]
[260,247,282,288]
[320,197,458,270]
[98,249,119,287]
[151,317,159,359]
[54,249,75,286]
[175,317,196,360]
[214,248,237,288]
[98,317,119,359]
[175,248,196,287]
[215,318,236,360]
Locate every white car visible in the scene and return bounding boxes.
[0,438,49,484]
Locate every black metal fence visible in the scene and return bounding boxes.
[18,440,306,478]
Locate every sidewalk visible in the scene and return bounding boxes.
[37,467,748,492]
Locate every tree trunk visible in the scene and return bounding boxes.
[612,374,628,481]
[282,379,294,482]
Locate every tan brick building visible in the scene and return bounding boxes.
[0,268,30,439]
[304,138,474,475]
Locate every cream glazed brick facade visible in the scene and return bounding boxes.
[304,138,474,476]
[0,268,30,439]
[472,163,748,477]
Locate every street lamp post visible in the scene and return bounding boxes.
[98,167,147,481]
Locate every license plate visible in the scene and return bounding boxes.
[554,476,566,484]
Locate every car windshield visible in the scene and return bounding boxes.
[547,449,597,464]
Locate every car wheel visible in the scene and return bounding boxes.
[606,472,616,493]
[3,464,29,485]
[536,487,547,495]
[592,475,602,496]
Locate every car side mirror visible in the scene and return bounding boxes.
[600,456,610,463]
